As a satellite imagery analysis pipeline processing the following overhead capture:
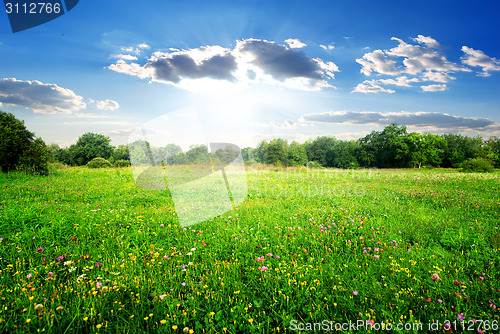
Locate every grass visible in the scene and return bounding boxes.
[0,166,499,333]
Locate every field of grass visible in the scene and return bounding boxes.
[0,166,499,333]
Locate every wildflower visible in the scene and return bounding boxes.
[27,273,32,279]
[374,255,380,259]
[96,282,102,288]
[95,262,102,267]
[56,306,64,312]
[210,312,215,317]
[267,253,273,257]
[96,324,102,329]
[37,247,43,253]
[353,290,358,295]
[26,319,31,323]
[160,319,166,325]
[34,304,44,310]
[160,224,164,227]
[159,294,167,299]
[183,327,189,333]
[458,313,465,321]
[48,272,53,277]
[438,299,443,303]
[479,276,484,280]
[258,266,268,271]
[181,282,186,286]
[64,261,72,266]
[431,273,440,281]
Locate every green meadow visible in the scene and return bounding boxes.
[0,166,499,333]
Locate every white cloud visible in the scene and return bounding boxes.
[111,54,138,61]
[285,38,306,49]
[108,38,339,91]
[352,80,395,94]
[412,35,440,48]
[0,78,85,114]
[379,76,420,87]
[138,43,150,49]
[355,35,471,93]
[421,84,447,92]
[461,46,500,77]
[320,44,335,50]
[96,99,120,110]
[300,110,496,129]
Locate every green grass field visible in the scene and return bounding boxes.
[0,166,499,333]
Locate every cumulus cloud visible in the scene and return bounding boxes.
[320,44,335,50]
[421,84,447,92]
[111,54,138,61]
[354,35,473,93]
[300,110,495,129]
[352,80,395,94]
[108,38,339,90]
[461,46,500,77]
[0,78,85,114]
[96,99,120,110]
[285,38,306,49]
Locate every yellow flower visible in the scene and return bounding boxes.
[83,317,88,321]
[129,315,134,319]
[149,313,153,317]
[28,296,34,301]
[210,312,215,317]
[172,325,178,330]
[96,324,102,329]
[144,317,149,321]
[26,319,31,323]
[249,318,254,324]
[160,319,166,325]
[223,328,227,332]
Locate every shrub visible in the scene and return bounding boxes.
[87,157,111,169]
[306,161,323,169]
[113,159,131,167]
[460,157,494,173]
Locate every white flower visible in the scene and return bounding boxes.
[68,266,77,273]
[64,261,72,266]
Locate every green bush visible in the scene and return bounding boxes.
[306,161,323,169]
[86,157,111,169]
[460,157,494,173]
[113,159,130,167]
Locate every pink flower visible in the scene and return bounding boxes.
[159,294,167,299]
[181,282,186,286]
[353,290,358,295]
[96,282,102,288]
[27,273,32,279]
[479,276,484,280]
[37,247,44,253]
[163,255,168,260]
[431,273,440,281]
[57,256,64,261]
[458,313,465,321]
[258,266,268,271]
[160,224,164,227]
[266,253,273,257]
[47,272,53,277]
[374,255,380,259]
[437,299,443,303]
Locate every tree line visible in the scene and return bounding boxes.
[245,124,499,169]
[1,110,498,173]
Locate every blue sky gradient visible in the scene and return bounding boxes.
[1,0,499,148]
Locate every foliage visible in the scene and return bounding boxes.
[306,160,323,168]
[0,110,49,173]
[86,157,112,168]
[113,159,131,167]
[460,157,495,173]
[69,133,114,166]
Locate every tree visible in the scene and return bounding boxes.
[304,136,337,167]
[0,110,49,173]
[113,144,130,162]
[255,141,269,163]
[484,137,500,167]
[186,144,210,164]
[328,140,359,169]
[165,144,182,165]
[265,138,289,166]
[440,134,482,168]
[69,133,114,166]
[288,141,308,166]
[406,133,446,168]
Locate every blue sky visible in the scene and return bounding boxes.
[1,0,500,149]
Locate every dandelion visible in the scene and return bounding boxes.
[431,273,440,281]
[183,327,189,333]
